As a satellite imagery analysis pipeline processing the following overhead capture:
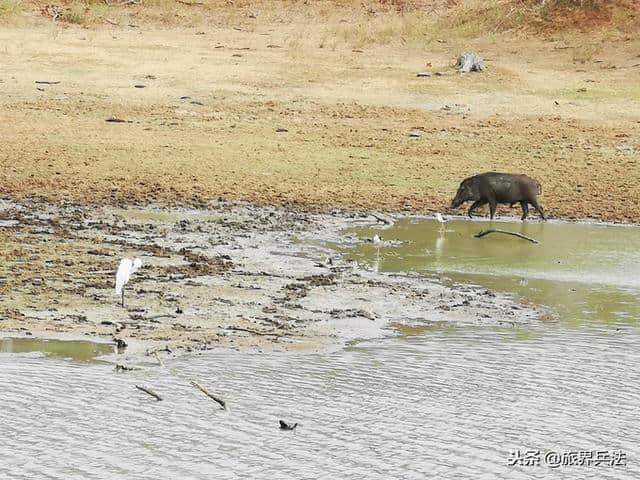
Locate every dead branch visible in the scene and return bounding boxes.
[474,229,539,244]
[40,5,64,21]
[135,385,163,401]
[146,345,173,356]
[227,326,280,336]
[190,381,227,410]
[35,80,61,85]
[146,314,177,321]
[104,0,140,5]
[176,0,204,4]
[371,212,394,225]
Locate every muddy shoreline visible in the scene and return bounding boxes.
[0,198,542,361]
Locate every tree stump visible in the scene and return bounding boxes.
[455,52,486,73]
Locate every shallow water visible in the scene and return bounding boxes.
[0,337,115,363]
[2,326,638,479]
[344,218,640,326]
[2,218,639,478]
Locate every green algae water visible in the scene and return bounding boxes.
[342,218,640,326]
[0,337,115,362]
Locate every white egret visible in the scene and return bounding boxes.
[435,213,447,232]
[372,235,381,245]
[115,258,142,307]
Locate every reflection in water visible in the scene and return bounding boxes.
[344,219,640,326]
[2,328,639,479]
[435,233,445,258]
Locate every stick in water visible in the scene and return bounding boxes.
[135,385,163,401]
[190,381,227,410]
[474,229,539,244]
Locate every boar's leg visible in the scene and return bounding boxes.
[468,200,486,218]
[531,200,546,220]
[520,201,529,221]
[489,198,497,220]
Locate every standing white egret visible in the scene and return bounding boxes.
[115,258,142,307]
[435,213,447,232]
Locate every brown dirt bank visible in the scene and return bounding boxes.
[1,7,639,222]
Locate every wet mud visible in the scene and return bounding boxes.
[0,199,540,359]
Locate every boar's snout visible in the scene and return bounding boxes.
[450,188,468,209]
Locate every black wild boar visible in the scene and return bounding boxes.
[450,172,546,220]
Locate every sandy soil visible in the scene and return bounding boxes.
[0,200,540,357]
[0,13,639,222]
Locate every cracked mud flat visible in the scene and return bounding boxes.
[0,199,540,360]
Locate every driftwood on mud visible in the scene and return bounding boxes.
[455,52,486,73]
[105,117,130,123]
[474,229,539,244]
[227,326,280,336]
[371,212,395,225]
[146,345,173,356]
[145,314,177,321]
[190,381,227,410]
[135,385,163,401]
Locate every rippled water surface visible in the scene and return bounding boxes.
[3,219,639,478]
[2,327,638,479]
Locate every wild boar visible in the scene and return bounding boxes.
[450,172,546,220]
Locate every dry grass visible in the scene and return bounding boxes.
[0,0,26,19]
[2,0,636,37]
[0,1,639,221]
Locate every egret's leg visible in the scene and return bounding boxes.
[121,286,125,308]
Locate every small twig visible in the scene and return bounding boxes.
[226,326,280,336]
[190,381,227,410]
[176,0,204,4]
[35,81,60,85]
[103,17,119,25]
[474,229,539,244]
[135,385,163,401]
[146,314,177,321]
